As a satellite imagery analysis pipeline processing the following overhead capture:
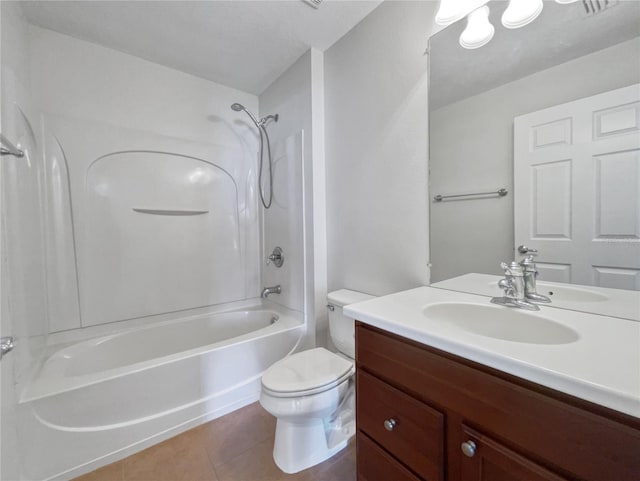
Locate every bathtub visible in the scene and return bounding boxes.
[17,302,304,481]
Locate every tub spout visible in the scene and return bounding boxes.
[261,285,281,298]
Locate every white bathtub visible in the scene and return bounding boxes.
[17,303,304,481]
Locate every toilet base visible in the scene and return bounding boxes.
[272,411,355,474]
[271,388,356,474]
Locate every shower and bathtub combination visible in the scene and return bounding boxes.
[0,15,315,476]
[7,93,304,479]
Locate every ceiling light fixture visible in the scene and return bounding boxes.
[436,0,490,26]
[501,0,544,29]
[436,0,580,49]
[459,6,495,49]
[435,0,465,26]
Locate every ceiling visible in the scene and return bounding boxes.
[430,0,640,110]
[21,0,383,95]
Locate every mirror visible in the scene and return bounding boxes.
[428,0,640,318]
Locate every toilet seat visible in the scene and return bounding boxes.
[262,347,354,398]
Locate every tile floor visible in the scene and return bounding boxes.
[73,402,356,481]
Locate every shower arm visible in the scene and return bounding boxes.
[259,114,279,127]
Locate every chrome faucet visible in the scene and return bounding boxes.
[520,255,551,303]
[261,285,281,298]
[491,262,540,311]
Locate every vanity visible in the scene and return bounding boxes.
[346,288,640,481]
[356,1,640,478]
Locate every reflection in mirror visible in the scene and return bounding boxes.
[429,1,640,305]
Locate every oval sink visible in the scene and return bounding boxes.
[423,302,579,345]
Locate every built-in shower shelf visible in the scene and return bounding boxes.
[132,208,209,216]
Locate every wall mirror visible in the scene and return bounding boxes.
[428,0,640,318]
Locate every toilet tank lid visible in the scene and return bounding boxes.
[327,289,375,307]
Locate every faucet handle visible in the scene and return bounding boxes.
[266,246,284,268]
[520,255,538,271]
[500,261,523,277]
[498,278,515,298]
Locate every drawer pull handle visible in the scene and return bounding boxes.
[383,418,397,431]
[461,440,477,458]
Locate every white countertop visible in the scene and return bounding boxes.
[345,287,640,418]
[432,273,640,322]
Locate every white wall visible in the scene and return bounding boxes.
[430,37,640,282]
[324,1,437,296]
[259,49,326,347]
[29,26,259,146]
[29,26,261,331]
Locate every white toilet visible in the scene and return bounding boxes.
[259,289,374,474]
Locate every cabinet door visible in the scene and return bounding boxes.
[460,425,569,481]
[357,433,422,481]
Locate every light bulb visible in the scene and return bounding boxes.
[501,0,544,29]
[435,0,464,26]
[459,6,495,49]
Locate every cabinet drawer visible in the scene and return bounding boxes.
[357,433,422,481]
[357,370,444,481]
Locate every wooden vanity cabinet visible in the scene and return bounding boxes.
[355,323,640,481]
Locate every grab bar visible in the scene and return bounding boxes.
[433,188,508,202]
[0,133,24,158]
[132,208,209,216]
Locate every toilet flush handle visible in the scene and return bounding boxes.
[327,304,335,311]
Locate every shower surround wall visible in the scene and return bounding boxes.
[29,26,262,332]
[1,4,46,480]
[258,48,326,348]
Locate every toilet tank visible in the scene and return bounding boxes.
[327,289,375,359]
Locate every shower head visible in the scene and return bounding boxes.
[230,101,278,209]
[230,102,260,127]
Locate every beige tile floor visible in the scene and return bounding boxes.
[73,402,356,481]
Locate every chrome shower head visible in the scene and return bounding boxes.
[230,102,260,127]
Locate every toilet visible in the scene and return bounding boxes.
[259,289,374,474]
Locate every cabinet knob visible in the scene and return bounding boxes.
[383,418,397,431]
[461,440,477,458]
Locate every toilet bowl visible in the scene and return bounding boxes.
[259,289,374,474]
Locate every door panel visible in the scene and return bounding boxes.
[514,84,640,289]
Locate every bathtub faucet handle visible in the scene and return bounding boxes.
[266,247,284,268]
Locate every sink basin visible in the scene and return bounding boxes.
[423,302,580,345]
[488,281,608,303]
